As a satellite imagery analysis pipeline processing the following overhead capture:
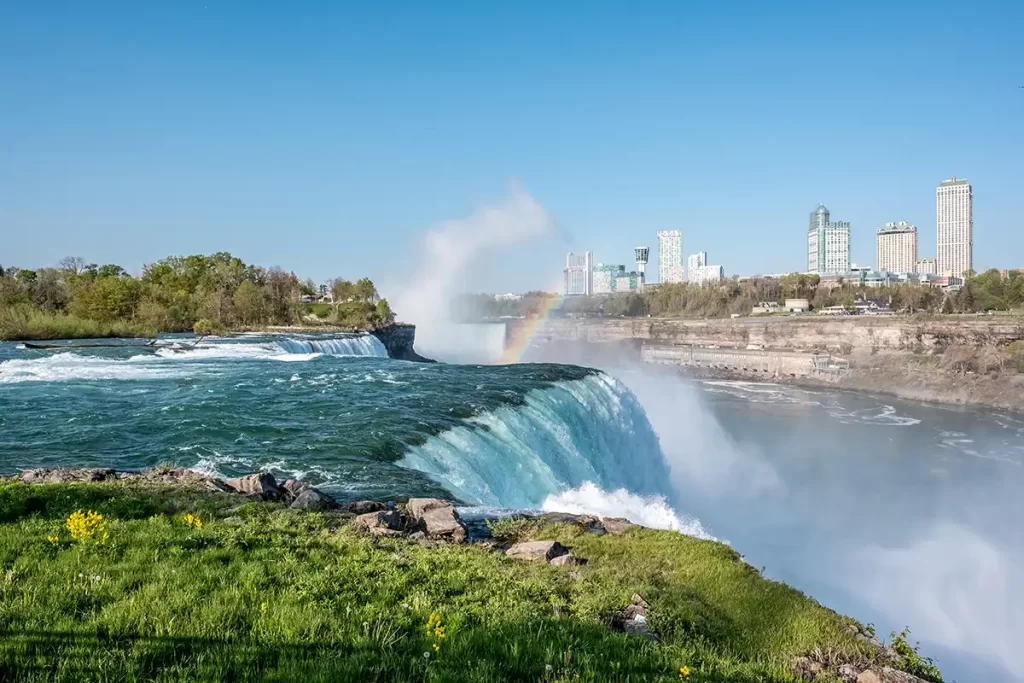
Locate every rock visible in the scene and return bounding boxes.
[601,517,637,536]
[352,510,404,536]
[405,498,450,518]
[857,671,882,683]
[549,553,585,567]
[20,468,116,484]
[289,488,336,511]
[224,473,281,501]
[878,668,933,683]
[281,479,309,503]
[505,540,570,563]
[622,593,649,620]
[837,664,861,682]
[341,501,389,515]
[405,498,467,543]
[130,467,232,492]
[790,656,824,680]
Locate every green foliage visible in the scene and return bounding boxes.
[0,482,902,682]
[1008,341,1024,373]
[0,253,396,340]
[192,318,214,336]
[484,516,541,544]
[888,629,944,682]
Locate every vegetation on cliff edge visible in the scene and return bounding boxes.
[0,254,395,340]
[0,482,938,682]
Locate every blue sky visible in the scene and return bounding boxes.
[1,1,1021,293]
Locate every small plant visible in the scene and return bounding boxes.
[678,665,691,679]
[181,513,203,529]
[65,510,108,544]
[426,612,446,654]
[486,516,539,544]
[889,628,943,682]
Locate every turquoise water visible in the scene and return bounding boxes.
[0,334,671,509]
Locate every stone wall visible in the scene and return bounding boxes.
[371,324,434,362]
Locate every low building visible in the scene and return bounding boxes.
[493,292,522,301]
[916,258,937,275]
[785,298,810,313]
[752,301,781,314]
[615,271,644,292]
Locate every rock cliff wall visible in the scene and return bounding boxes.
[371,324,434,362]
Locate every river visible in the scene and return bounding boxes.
[1,333,1020,682]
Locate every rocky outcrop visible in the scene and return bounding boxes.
[601,517,638,536]
[225,473,281,501]
[371,324,434,362]
[352,510,405,536]
[290,488,337,511]
[21,468,116,484]
[406,498,468,543]
[505,540,570,563]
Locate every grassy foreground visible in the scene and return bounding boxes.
[0,482,891,682]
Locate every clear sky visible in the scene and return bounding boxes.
[1,1,1022,293]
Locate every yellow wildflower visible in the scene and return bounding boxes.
[46,535,60,545]
[65,510,106,542]
[679,665,691,679]
[182,513,203,529]
[260,602,268,615]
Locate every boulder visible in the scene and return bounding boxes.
[791,656,825,680]
[505,540,569,563]
[406,499,467,543]
[611,594,654,640]
[289,488,336,511]
[878,669,933,683]
[601,517,637,536]
[130,467,232,492]
[856,671,882,683]
[341,501,390,515]
[20,468,116,484]
[549,553,585,567]
[406,498,451,518]
[224,473,281,501]
[281,479,309,503]
[352,510,404,536]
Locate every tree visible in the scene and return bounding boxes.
[58,256,86,275]
[233,280,266,325]
[193,318,214,336]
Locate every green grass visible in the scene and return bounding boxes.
[0,482,898,682]
[0,308,154,341]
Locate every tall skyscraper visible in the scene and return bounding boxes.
[657,230,684,283]
[563,251,593,296]
[806,204,850,275]
[876,221,918,273]
[936,177,973,277]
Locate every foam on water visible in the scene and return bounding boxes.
[542,482,716,540]
[400,374,674,507]
[0,353,188,383]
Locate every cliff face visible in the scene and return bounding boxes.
[512,317,1024,356]
[371,324,434,362]
[511,316,1024,412]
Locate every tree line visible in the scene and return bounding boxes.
[458,269,1024,320]
[0,253,395,340]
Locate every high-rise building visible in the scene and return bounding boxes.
[634,246,649,291]
[936,177,973,277]
[807,204,850,275]
[657,230,685,284]
[916,258,937,275]
[592,264,625,294]
[876,221,918,273]
[686,252,706,282]
[563,251,593,296]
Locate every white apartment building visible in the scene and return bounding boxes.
[936,177,973,277]
[916,258,937,275]
[807,204,850,275]
[563,251,593,296]
[657,230,685,284]
[876,221,918,274]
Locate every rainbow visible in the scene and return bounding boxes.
[499,295,563,364]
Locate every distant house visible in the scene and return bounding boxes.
[751,301,781,314]
[784,298,810,313]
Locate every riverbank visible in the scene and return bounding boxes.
[0,468,943,682]
[515,317,1024,413]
